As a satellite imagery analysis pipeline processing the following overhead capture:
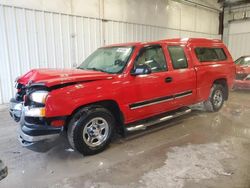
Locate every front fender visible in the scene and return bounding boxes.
[45,80,122,118]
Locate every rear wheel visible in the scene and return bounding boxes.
[67,106,115,155]
[204,84,225,112]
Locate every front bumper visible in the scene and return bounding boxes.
[18,123,62,146]
[9,98,63,146]
[9,98,22,122]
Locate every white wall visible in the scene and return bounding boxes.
[223,3,250,60]
[228,20,250,59]
[0,0,220,34]
[0,0,221,104]
[104,0,220,35]
[0,0,73,14]
[0,0,101,17]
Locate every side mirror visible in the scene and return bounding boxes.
[131,64,152,76]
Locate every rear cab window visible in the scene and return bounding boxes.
[195,47,227,62]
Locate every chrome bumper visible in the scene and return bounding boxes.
[10,98,62,147]
[17,126,61,147]
[9,98,22,122]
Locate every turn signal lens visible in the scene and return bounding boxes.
[25,107,46,117]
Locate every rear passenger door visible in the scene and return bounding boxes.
[165,45,196,107]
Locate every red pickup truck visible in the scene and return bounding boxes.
[9,38,235,155]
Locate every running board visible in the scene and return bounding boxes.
[125,107,191,132]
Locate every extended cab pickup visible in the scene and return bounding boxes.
[9,38,235,155]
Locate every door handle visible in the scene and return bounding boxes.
[165,77,172,83]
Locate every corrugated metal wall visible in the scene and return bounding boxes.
[228,20,250,60]
[0,4,220,104]
[0,5,102,103]
[104,20,220,44]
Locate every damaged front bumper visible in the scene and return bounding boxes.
[9,98,22,122]
[18,122,62,147]
[9,98,62,147]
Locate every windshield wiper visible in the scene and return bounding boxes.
[86,67,106,73]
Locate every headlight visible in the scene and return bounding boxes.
[30,91,48,104]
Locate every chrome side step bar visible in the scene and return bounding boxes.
[125,107,191,132]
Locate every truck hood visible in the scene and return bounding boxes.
[17,68,114,87]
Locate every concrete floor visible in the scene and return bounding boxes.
[0,91,250,188]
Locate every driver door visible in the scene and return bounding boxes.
[125,45,177,122]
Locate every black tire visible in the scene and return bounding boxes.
[67,106,115,155]
[204,84,225,112]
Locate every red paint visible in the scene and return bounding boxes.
[16,38,235,126]
[234,60,250,89]
[17,68,114,87]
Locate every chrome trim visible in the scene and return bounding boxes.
[9,101,23,122]
[17,126,60,145]
[10,102,22,111]
[174,92,192,99]
[130,90,193,110]
[160,115,174,121]
[126,107,191,132]
[126,124,146,131]
[130,98,174,110]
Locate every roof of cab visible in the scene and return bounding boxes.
[159,38,222,45]
[103,38,223,47]
[104,42,141,47]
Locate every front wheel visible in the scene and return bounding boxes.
[67,106,115,155]
[204,84,225,112]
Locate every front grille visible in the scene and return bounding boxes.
[235,74,247,80]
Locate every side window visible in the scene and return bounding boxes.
[168,46,188,69]
[195,48,227,62]
[134,46,167,73]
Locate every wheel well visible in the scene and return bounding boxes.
[213,78,228,100]
[67,100,125,135]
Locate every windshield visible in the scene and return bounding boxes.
[78,46,133,74]
[235,56,250,66]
